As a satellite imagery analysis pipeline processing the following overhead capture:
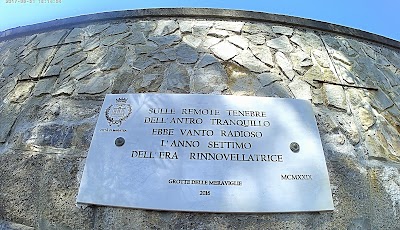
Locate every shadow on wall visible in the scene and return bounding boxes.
[0,15,399,229]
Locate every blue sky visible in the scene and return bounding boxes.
[0,0,399,41]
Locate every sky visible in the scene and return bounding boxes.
[0,0,399,42]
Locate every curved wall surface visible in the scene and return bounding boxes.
[0,8,399,229]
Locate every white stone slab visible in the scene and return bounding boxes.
[77,94,334,213]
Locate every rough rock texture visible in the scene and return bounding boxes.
[0,11,400,229]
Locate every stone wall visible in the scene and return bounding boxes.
[0,9,399,229]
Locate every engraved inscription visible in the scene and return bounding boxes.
[281,174,313,180]
[200,190,211,195]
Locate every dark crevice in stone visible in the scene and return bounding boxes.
[16,75,58,83]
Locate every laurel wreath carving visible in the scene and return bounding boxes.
[105,104,132,126]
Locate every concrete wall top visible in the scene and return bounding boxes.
[1,8,399,50]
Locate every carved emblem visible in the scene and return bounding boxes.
[105,97,132,126]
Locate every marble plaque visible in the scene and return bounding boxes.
[77,94,334,213]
